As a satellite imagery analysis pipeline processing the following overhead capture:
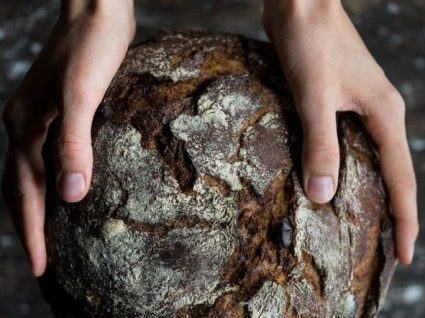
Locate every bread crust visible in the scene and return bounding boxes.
[40,30,396,318]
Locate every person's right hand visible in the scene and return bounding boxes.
[1,0,135,277]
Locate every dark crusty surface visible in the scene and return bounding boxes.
[40,30,397,318]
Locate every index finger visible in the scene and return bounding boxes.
[2,144,47,277]
[362,89,418,265]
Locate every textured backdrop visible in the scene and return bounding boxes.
[0,1,424,317]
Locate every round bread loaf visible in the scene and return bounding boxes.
[40,31,397,318]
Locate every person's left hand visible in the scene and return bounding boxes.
[263,0,418,264]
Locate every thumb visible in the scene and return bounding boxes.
[298,94,340,204]
[55,86,99,203]
[53,23,130,203]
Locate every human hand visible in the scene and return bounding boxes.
[1,0,135,277]
[263,0,418,264]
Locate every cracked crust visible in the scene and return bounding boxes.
[41,30,397,318]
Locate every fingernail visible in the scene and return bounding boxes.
[59,172,85,202]
[307,176,334,203]
[406,244,415,264]
[30,261,44,278]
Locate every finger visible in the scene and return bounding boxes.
[2,146,47,277]
[296,88,340,203]
[55,104,94,203]
[55,25,129,203]
[362,90,418,265]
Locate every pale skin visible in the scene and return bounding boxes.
[1,0,419,277]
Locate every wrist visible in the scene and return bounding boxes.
[263,0,341,15]
[283,0,342,15]
[263,0,343,41]
[60,0,136,43]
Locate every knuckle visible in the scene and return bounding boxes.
[395,214,419,238]
[56,132,89,160]
[411,221,420,239]
[2,99,50,142]
[304,146,340,170]
[3,182,27,204]
[13,185,28,201]
[312,146,340,162]
[381,84,405,115]
[304,136,340,162]
[398,168,417,193]
[2,100,20,135]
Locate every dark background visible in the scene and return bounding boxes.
[0,0,424,317]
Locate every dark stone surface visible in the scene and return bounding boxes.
[0,1,423,317]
